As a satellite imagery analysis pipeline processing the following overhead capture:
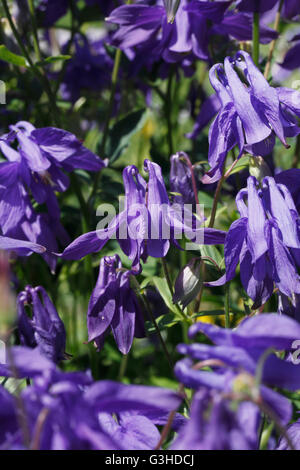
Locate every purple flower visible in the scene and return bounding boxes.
[60,159,226,269]
[210,175,300,307]
[37,0,74,27]
[87,255,145,354]
[0,235,45,257]
[276,419,300,450]
[170,152,197,206]
[196,51,300,184]
[0,347,182,450]
[106,0,232,64]
[59,36,114,103]
[17,285,66,363]
[279,34,300,71]
[174,313,300,439]
[172,389,260,450]
[236,0,279,13]
[0,121,105,270]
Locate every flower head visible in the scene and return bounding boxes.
[17,285,67,363]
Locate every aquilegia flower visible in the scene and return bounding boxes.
[17,285,66,363]
[58,35,114,103]
[0,121,105,271]
[0,347,183,450]
[106,0,232,63]
[172,388,259,450]
[174,313,300,448]
[87,255,145,354]
[276,419,300,450]
[61,159,226,269]
[191,50,300,183]
[211,175,300,308]
[170,152,197,206]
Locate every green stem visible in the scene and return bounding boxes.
[27,0,42,61]
[142,292,174,370]
[264,0,284,79]
[224,282,230,328]
[89,48,122,202]
[1,0,60,126]
[118,354,129,381]
[209,162,226,228]
[165,66,175,155]
[161,257,174,297]
[252,12,260,66]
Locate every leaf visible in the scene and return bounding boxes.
[152,276,181,317]
[0,45,27,67]
[145,313,179,334]
[36,55,71,66]
[200,245,224,268]
[226,155,249,177]
[106,108,148,164]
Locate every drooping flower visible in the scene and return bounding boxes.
[60,159,226,269]
[170,152,197,206]
[0,121,105,271]
[87,255,145,354]
[236,0,279,13]
[172,388,260,450]
[17,285,66,363]
[279,34,300,72]
[210,175,300,307]
[58,35,114,103]
[276,419,300,450]
[191,50,300,183]
[174,313,300,445]
[106,0,232,64]
[0,347,183,450]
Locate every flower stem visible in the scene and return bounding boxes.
[89,48,122,202]
[224,282,230,328]
[252,12,260,66]
[27,0,42,62]
[264,0,284,79]
[1,0,60,126]
[165,66,175,156]
[161,257,174,297]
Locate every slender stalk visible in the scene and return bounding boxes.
[224,282,230,328]
[264,0,284,79]
[142,292,174,370]
[292,134,300,168]
[209,162,226,228]
[118,354,129,382]
[1,0,60,126]
[252,12,260,66]
[27,0,42,61]
[161,257,174,298]
[165,66,175,156]
[89,48,122,202]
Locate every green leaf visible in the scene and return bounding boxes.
[106,108,148,164]
[226,155,249,176]
[145,313,179,334]
[0,45,27,67]
[152,276,181,317]
[35,55,71,67]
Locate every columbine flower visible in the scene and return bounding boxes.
[276,419,300,450]
[174,313,300,441]
[170,152,197,206]
[210,176,300,307]
[87,255,145,355]
[17,285,66,363]
[106,0,232,63]
[61,159,226,269]
[0,121,105,271]
[236,0,278,13]
[172,388,259,450]
[58,35,114,103]
[0,347,182,450]
[191,51,300,183]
